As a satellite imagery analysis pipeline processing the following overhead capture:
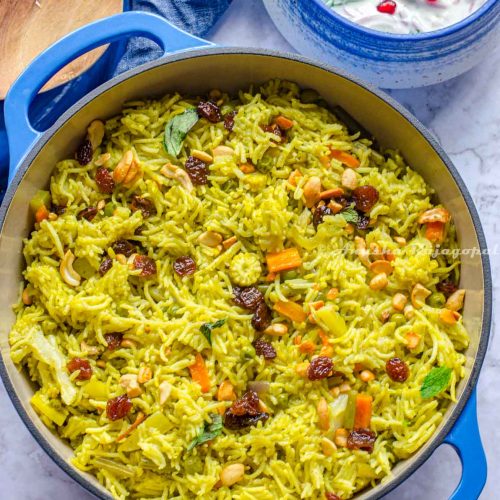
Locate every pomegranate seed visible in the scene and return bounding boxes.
[377,0,397,14]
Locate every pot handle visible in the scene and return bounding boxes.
[444,389,487,499]
[4,11,212,183]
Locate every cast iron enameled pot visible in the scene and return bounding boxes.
[0,11,491,500]
[262,0,500,88]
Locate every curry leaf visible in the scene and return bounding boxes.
[187,414,223,451]
[200,319,226,346]
[420,366,452,399]
[163,108,199,157]
[340,206,359,225]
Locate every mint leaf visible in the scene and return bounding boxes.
[187,414,223,451]
[340,205,359,225]
[420,366,452,399]
[200,319,226,346]
[164,108,199,157]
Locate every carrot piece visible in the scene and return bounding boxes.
[405,331,421,349]
[189,353,211,393]
[222,236,237,249]
[266,248,302,274]
[327,288,339,300]
[265,272,277,282]
[319,188,344,200]
[329,149,360,168]
[35,204,50,223]
[273,300,307,323]
[217,380,236,401]
[354,394,372,429]
[299,341,316,354]
[240,163,255,174]
[275,115,294,130]
[308,313,317,324]
[116,412,147,442]
[288,169,303,187]
[319,155,331,167]
[425,221,445,243]
[310,300,325,311]
[318,330,329,346]
[293,335,303,345]
[319,345,334,357]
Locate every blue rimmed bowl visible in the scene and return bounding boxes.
[263,0,500,88]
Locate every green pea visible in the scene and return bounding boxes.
[184,456,203,474]
[103,202,115,217]
[391,313,405,325]
[241,346,256,360]
[282,270,298,281]
[428,292,446,308]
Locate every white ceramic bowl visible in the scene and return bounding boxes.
[263,0,500,88]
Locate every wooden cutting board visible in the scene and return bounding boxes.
[0,0,123,99]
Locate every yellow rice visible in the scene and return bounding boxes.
[10,80,468,499]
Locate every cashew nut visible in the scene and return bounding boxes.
[418,207,451,224]
[87,120,105,150]
[160,163,194,193]
[303,176,322,208]
[60,250,81,287]
[411,283,431,308]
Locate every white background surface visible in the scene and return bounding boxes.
[1,0,498,498]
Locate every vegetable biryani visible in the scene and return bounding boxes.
[10,80,468,499]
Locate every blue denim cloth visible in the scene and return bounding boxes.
[0,0,231,197]
[116,0,232,74]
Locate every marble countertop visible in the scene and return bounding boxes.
[0,1,498,498]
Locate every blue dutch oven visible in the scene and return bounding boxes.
[0,11,491,499]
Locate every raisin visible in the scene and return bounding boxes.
[185,156,208,185]
[313,203,333,228]
[197,101,222,123]
[77,207,98,221]
[230,390,260,416]
[104,332,123,351]
[325,494,341,500]
[436,279,458,297]
[75,139,93,165]
[233,286,265,310]
[386,357,409,382]
[224,411,269,430]
[262,123,285,142]
[347,428,376,453]
[106,394,132,421]
[133,255,157,277]
[52,204,67,216]
[173,256,196,276]
[224,110,236,131]
[130,196,155,218]
[356,213,370,230]
[252,303,272,332]
[67,357,92,380]
[95,167,115,194]
[334,195,352,209]
[99,256,113,276]
[224,390,269,430]
[112,240,136,258]
[352,185,379,213]
[307,356,333,380]
[253,338,276,360]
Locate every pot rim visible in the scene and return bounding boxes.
[0,46,492,500]
[307,0,499,42]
